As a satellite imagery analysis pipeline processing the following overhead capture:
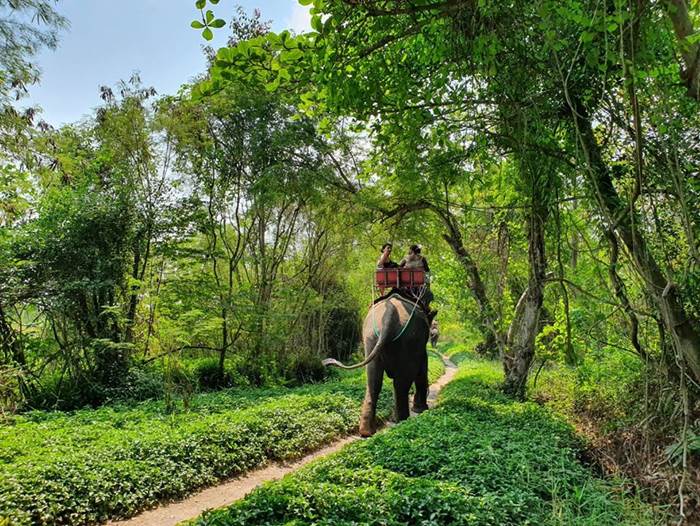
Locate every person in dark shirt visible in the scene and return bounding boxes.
[376,243,398,295]
[376,242,398,268]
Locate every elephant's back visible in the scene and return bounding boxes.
[363,294,428,332]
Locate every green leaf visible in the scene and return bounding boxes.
[318,116,331,134]
[278,68,291,81]
[298,0,313,5]
[210,18,226,29]
[205,9,214,23]
[311,15,323,32]
[210,0,220,3]
[265,76,281,92]
[203,27,213,41]
[281,48,304,61]
[190,20,204,29]
[195,0,206,9]
[216,47,234,61]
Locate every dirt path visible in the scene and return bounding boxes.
[107,355,458,526]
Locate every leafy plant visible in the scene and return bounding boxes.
[190,0,225,41]
[189,354,658,526]
[0,354,444,525]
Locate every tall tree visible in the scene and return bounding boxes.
[201,0,700,390]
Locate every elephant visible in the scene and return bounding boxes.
[323,292,430,437]
[430,321,439,349]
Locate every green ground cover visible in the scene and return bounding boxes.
[189,350,659,526]
[0,352,445,526]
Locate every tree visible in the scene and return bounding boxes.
[201,0,700,394]
[0,0,67,107]
[168,67,353,382]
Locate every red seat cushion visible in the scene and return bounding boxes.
[376,268,399,287]
[376,269,425,288]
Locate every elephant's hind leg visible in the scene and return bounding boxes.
[393,378,411,422]
[412,352,429,413]
[359,363,383,437]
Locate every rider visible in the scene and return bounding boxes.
[398,244,429,272]
[377,242,399,269]
[399,245,436,321]
[376,243,398,295]
[430,319,439,348]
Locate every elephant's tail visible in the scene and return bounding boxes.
[322,337,383,369]
[322,307,391,369]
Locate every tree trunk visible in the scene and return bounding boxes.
[503,200,548,399]
[125,249,140,343]
[662,0,700,100]
[442,228,505,356]
[572,102,700,384]
[219,307,228,381]
[0,302,24,366]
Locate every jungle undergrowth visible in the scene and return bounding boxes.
[0,352,444,526]
[188,349,661,526]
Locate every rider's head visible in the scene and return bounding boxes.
[381,242,393,254]
[409,244,421,255]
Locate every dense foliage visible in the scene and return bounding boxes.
[1,70,368,410]
[188,350,658,526]
[1,0,699,521]
[193,0,700,516]
[0,353,444,525]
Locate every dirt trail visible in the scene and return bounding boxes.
[107,355,458,526]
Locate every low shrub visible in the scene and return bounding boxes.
[530,349,699,519]
[23,370,95,411]
[192,358,235,390]
[235,357,269,387]
[571,348,645,424]
[110,366,164,402]
[531,348,646,427]
[90,339,134,390]
[191,355,658,526]
[23,340,138,410]
[0,354,446,525]
[283,353,328,386]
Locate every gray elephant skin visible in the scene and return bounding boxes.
[430,324,439,348]
[323,293,430,437]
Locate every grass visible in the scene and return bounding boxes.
[441,341,480,366]
[188,350,660,526]
[0,352,444,526]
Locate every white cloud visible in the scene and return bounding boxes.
[286,3,311,33]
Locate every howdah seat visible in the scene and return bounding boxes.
[375,268,425,289]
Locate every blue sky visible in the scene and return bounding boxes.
[23,1,311,126]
